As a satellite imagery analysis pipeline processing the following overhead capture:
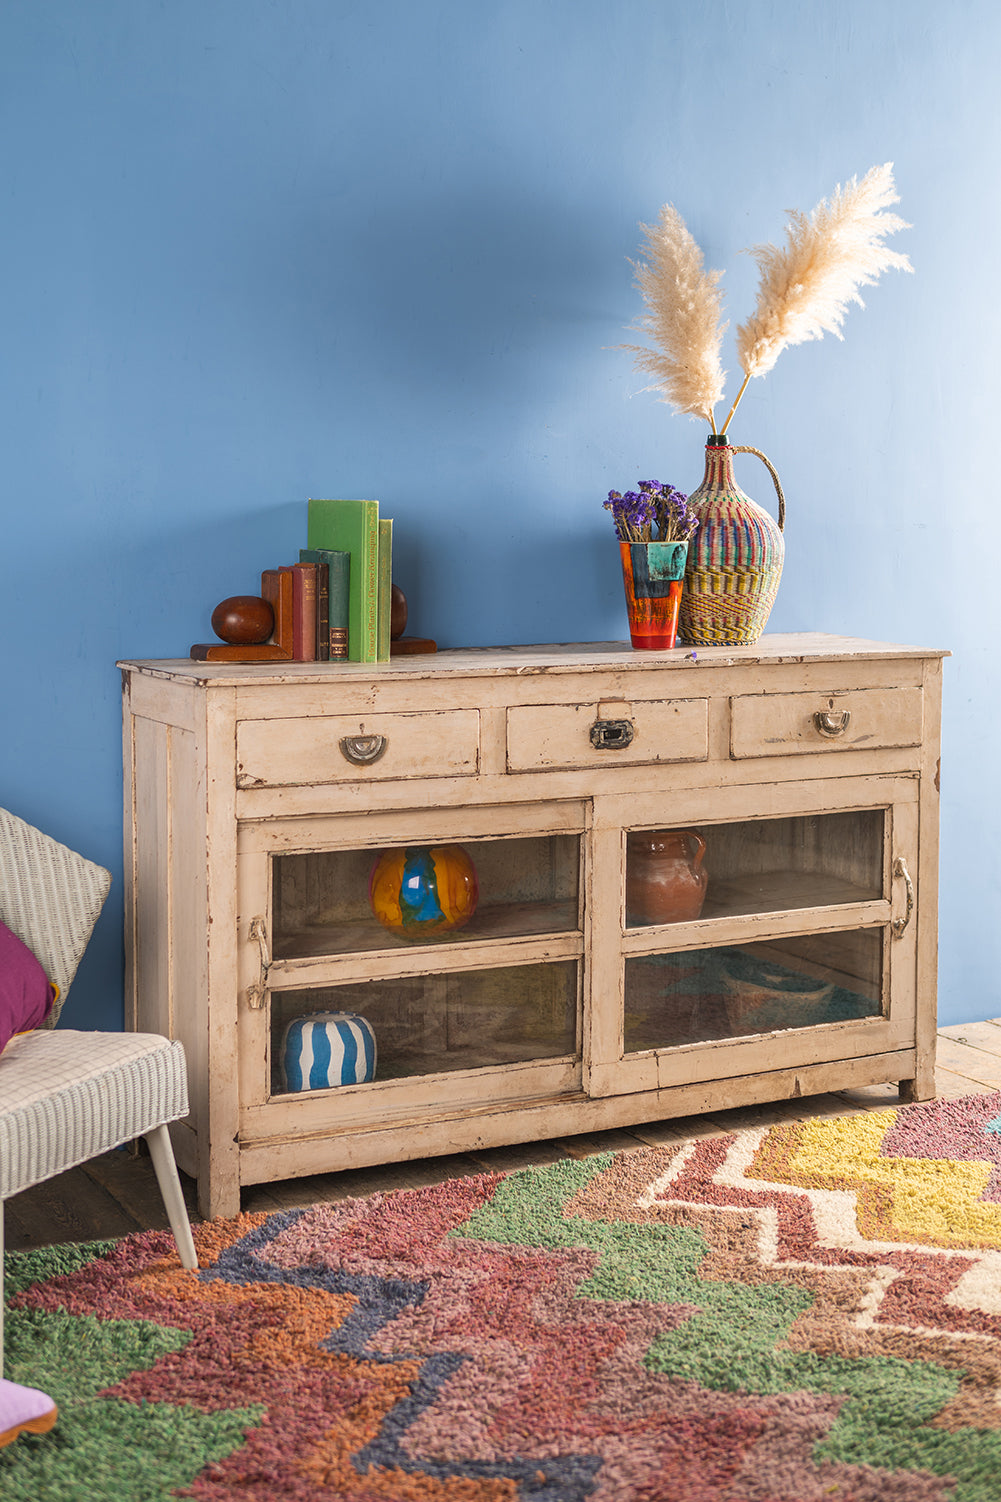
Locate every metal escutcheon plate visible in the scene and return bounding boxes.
[590,718,635,751]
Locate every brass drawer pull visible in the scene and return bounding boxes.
[814,708,851,739]
[340,733,388,765]
[892,855,914,937]
[590,718,635,751]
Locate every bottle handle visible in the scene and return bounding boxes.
[731,446,785,532]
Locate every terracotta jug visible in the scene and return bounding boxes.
[626,829,708,925]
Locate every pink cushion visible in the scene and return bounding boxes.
[0,919,55,1052]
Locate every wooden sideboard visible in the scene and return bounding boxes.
[120,634,945,1219]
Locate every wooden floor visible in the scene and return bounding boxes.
[7,1019,1001,1255]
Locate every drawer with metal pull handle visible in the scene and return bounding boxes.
[730,686,923,759]
[236,710,480,787]
[507,697,708,772]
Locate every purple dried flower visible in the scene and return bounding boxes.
[604,487,658,542]
[604,479,698,542]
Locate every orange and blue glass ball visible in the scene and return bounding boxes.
[369,844,478,938]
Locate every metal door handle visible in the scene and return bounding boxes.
[247,916,270,1010]
[892,856,914,937]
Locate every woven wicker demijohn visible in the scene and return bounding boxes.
[679,436,786,646]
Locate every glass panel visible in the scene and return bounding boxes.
[625,811,883,928]
[270,960,579,1094]
[273,834,580,958]
[624,930,883,1051]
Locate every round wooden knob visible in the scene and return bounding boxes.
[211,595,274,645]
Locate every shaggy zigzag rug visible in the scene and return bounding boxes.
[6,1092,1001,1500]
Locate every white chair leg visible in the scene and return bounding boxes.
[145,1125,198,1270]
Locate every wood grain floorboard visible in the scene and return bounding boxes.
[5,1028,1000,1254]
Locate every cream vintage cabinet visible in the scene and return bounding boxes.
[119,635,945,1219]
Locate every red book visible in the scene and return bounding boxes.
[287,562,317,662]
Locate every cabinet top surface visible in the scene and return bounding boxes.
[118,633,947,687]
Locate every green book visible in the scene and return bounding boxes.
[377,517,392,663]
[299,547,350,659]
[306,499,379,663]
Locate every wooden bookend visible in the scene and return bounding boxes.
[260,569,295,658]
[190,642,295,662]
[390,636,438,655]
[190,570,296,662]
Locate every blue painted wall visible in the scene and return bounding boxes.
[0,0,993,1029]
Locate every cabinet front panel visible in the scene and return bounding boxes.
[507,697,708,772]
[273,833,581,958]
[586,780,919,1099]
[623,929,883,1052]
[236,709,480,788]
[625,809,884,929]
[730,686,923,759]
[269,962,580,1098]
[237,804,590,1124]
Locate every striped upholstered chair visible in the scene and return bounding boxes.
[0,807,197,1374]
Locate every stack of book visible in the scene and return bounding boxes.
[190,498,393,664]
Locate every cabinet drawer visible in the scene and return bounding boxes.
[730,686,923,759]
[236,710,480,787]
[506,697,708,772]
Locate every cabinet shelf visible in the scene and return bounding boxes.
[700,870,882,921]
[626,809,884,929]
[623,933,881,1054]
[269,954,581,1096]
[273,898,581,960]
[272,1040,579,1094]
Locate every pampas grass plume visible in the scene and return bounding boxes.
[623,163,912,438]
[722,162,912,430]
[623,203,727,428]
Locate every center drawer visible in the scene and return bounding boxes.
[507,696,708,772]
[236,710,480,787]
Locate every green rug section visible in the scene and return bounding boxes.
[456,1155,1001,1502]
[2,1244,263,1502]
[4,1238,118,1299]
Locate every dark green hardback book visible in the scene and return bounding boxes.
[300,547,349,659]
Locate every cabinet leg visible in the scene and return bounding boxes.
[198,1175,241,1222]
[899,1069,935,1103]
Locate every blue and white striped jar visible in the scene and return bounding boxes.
[280,1011,377,1092]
